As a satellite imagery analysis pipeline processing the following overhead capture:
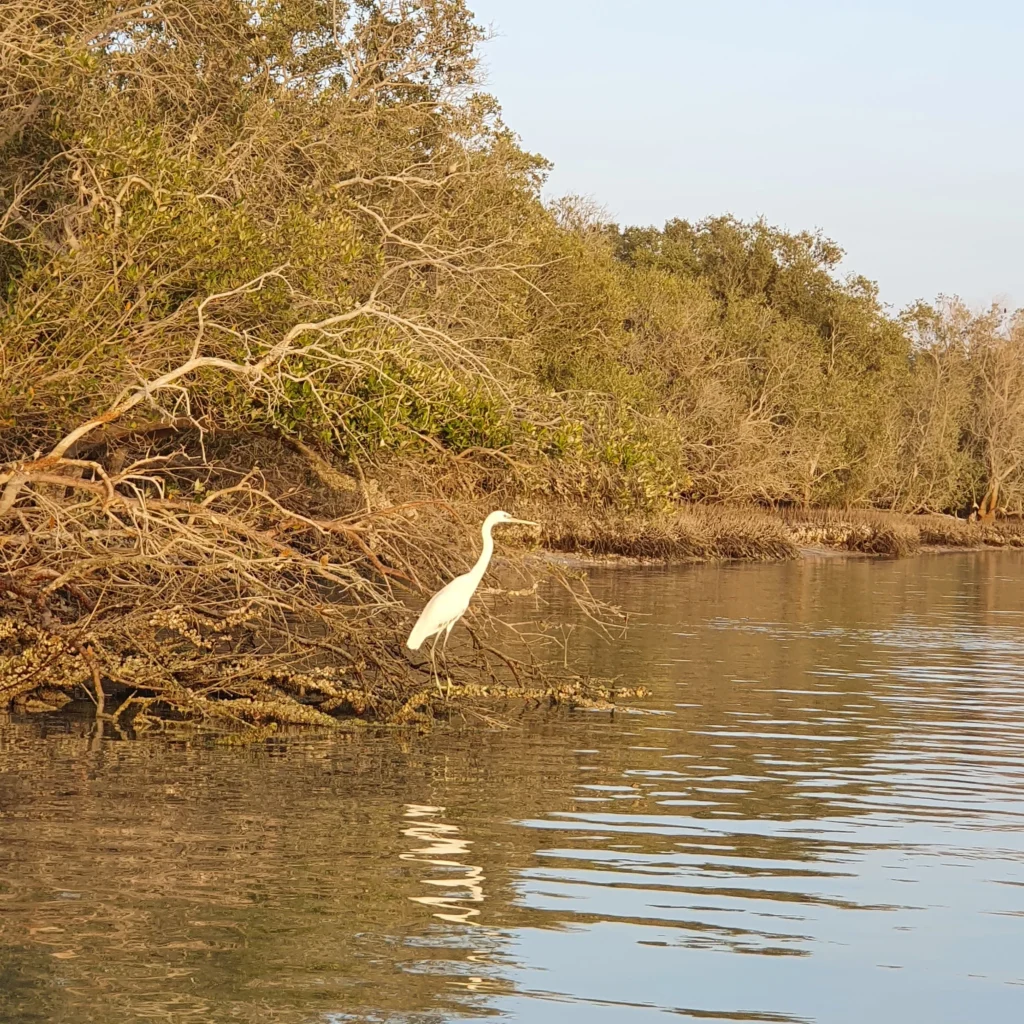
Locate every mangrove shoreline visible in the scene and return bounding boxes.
[2,2,1023,732]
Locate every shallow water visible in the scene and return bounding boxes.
[3,552,1024,1023]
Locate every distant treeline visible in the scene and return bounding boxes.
[3,0,1022,517]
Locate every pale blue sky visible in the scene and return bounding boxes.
[470,0,1023,312]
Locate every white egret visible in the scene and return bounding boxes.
[407,510,539,693]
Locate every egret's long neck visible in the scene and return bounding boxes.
[468,519,496,586]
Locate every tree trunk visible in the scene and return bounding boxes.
[978,480,1000,521]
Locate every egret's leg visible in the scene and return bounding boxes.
[441,621,457,697]
[428,630,444,696]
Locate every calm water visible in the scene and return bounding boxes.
[3,553,1024,1023]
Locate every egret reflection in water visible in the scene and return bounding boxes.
[401,803,488,925]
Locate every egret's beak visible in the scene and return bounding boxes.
[508,518,540,527]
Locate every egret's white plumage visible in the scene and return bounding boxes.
[407,510,538,690]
